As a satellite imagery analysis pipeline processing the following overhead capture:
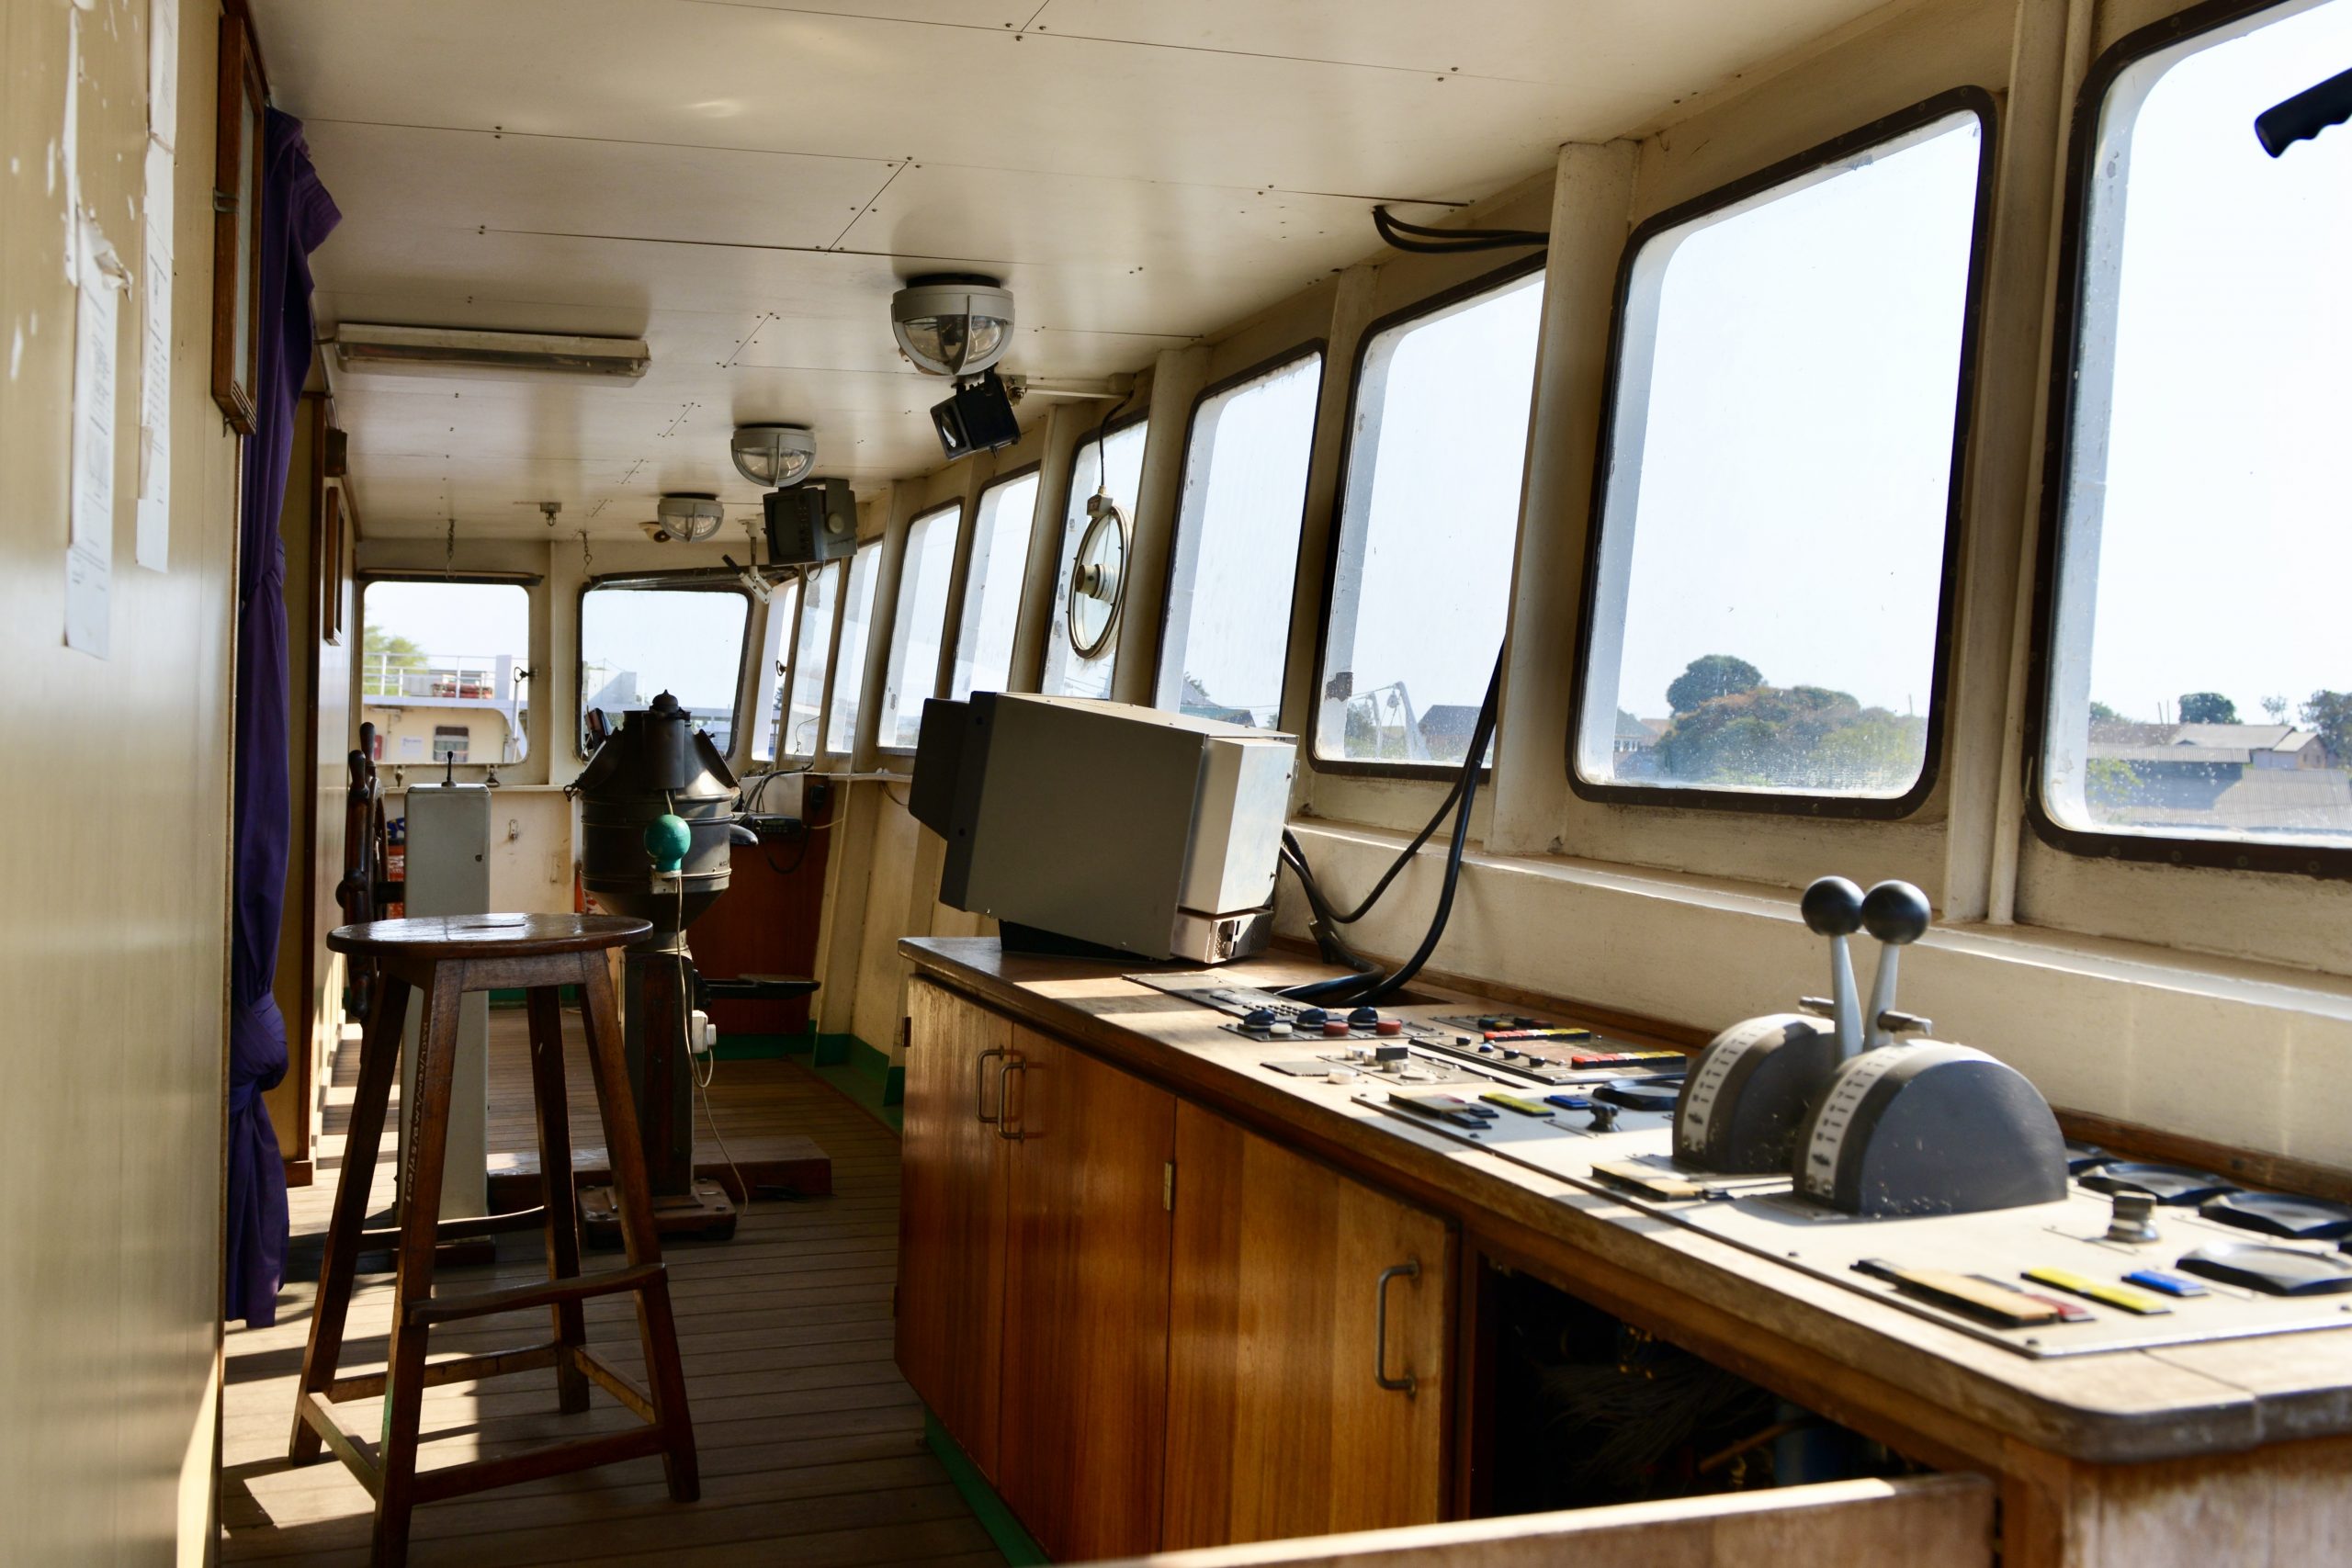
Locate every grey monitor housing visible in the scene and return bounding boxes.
[910,694,1296,964]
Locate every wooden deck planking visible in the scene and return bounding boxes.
[220,1006,997,1567]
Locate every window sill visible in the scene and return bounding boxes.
[1283,819,2352,1168]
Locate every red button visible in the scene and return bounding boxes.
[1322,1020,1351,1037]
[1374,1018,1404,1036]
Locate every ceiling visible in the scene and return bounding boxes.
[252,0,1904,540]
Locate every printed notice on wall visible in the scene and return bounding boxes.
[68,218,130,659]
[148,0,179,151]
[136,138,173,570]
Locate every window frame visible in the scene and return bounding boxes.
[1153,341,1328,729]
[1307,255,1546,780]
[2023,0,2351,881]
[880,498,970,755]
[572,577,755,761]
[357,571,540,770]
[1044,408,1152,698]
[1565,85,2000,821]
[951,460,1045,703]
[824,544,885,757]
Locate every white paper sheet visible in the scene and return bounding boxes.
[147,0,178,151]
[136,139,173,570]
[62,7,80,283]
[68,218,130,659]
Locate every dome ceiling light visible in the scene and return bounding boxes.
[891,275,1014,378]
[729,424,818,490]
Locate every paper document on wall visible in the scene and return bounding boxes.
[148,0,178,150]
[68,218,130,658]
[62,7,80,282]
[136,139,173,570]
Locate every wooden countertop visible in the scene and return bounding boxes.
[900,936,2352,1469]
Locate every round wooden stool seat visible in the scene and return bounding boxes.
[328,912,650,959]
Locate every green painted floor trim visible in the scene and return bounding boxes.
[711,1031,815,1062]
[812,1057,903,1135]
[812,1031,856,1067]
[847,1035,906,1107]
[924,1410,1049,1566]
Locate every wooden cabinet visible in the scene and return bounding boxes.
[998,1025,1176,1562]
[1163,1103,1454,1549]
[896,980,1012,1478]
[898,983,1453,1558]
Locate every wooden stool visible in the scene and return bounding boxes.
[291,913,698,1566]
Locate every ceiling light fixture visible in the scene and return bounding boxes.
[729,424,818,489]
[890,275,1014,378]
[329,322,651,380]
[647,493,726,544]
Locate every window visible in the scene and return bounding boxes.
[1043,417,1148,699]
[952,469,1041,701]
[825,546,883,754]
[1156,351,1324,729]
[2038,0,2352,864]
[749,576,803,763]
[579,584,750,754]
[1316,268,1543,768]
[783,561,841,760]
[361,579,532,767]
[883,502,965,750]
[1573,97,1988,809]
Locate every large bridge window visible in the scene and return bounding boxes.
[825,546,882,755]
[1572,95,1989,813]
[579,583,750,755]
[1043,415,1147,700]
[884,502,966,750]
[1316,266,1542,770]
[361,579,532,768]
[2037,0,2352,869]
[1156,349,1323,730]
[952,468,1041,701]
[783,561,841,761]
[749,576,803,763]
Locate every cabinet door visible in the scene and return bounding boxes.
[896,980,1012,1479]
[999,1026,1176,1562]
[1163,1103,1454,1549]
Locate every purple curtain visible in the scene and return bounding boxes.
[226,110,340,1328]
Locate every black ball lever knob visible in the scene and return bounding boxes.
[1800,876,1865,938]
[1860,881,1932,946]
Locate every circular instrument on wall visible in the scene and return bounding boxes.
[1067,493,1131,660]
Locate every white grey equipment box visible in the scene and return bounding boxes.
[396,782,491,1221]
[933,695,1295,964]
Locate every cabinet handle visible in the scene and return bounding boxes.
[997,1058,1027,1141]
[1374,1261,1419,1394]
[976,1046,1007,1124]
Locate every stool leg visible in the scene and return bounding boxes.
[576,951,700,1504]
[525,984,590,1414]
[374,965,462,1568]
[290,972,412,1464]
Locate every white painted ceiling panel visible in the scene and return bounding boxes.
[251,0,1913,537]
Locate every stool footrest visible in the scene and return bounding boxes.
[297,1393,383,1496]
[327,1342,563,1404]
[570,1346,657,1423]
[358,1206,548,1249]
[410,1425,671,1506]
[404,1262,665,1327]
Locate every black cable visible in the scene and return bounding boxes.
[1280,841,1382,975]
[1280,649,1503,1007]
[1373,205,1549,254]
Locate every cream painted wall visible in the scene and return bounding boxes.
[0,1,237,1561]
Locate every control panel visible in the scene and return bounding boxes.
[1135,886,2352,1361]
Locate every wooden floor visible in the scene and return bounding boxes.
[219,1006,1002,1568]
